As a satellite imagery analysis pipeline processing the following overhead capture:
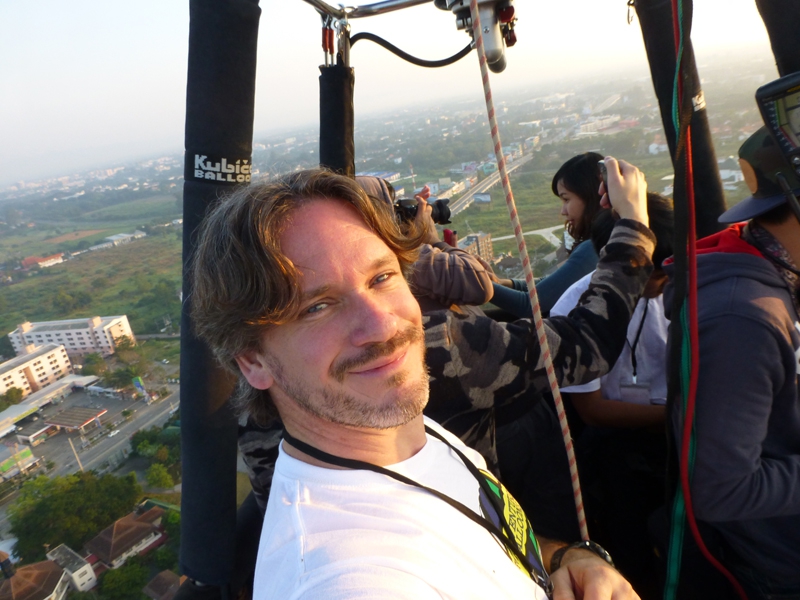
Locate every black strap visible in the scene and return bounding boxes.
[747,228,800,278]
[627,299,649,380]
[281,426,552,595]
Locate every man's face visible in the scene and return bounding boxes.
[237,198,429,430]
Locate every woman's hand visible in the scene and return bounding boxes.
[414,185,440,244]
[599,157,649,228]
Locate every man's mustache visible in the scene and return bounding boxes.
[329,325,424,383]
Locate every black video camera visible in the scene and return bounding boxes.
[394,198,452,225]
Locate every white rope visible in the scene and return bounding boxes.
[468,0,588,541]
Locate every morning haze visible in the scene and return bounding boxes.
[1,0,771,186]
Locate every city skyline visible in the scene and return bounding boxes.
[1,0,775,186]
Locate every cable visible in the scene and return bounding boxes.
[468,0,588,541]
[664,0,748,597]
[350,32,473,68]
[678,128,748,600]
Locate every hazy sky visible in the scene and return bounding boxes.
[0,0,775,186]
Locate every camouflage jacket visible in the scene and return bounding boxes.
[239,219,655,512]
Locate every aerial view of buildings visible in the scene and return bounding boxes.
[8,316,136,359]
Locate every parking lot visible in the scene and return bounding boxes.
[5,384,179,476]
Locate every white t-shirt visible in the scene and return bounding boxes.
[551,271,669,404]
[252,418,549,600]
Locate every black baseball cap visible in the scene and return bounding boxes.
[718,126,800,223]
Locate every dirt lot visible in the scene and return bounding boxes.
[44,229,108,243]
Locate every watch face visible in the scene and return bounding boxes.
[553,540,615,572]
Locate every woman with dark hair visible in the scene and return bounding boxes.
[491,152,605,317]
[554,151,606,246]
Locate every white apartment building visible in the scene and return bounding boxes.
[8,316,135,357]
[0,344,73,400]
[105,230,146,246]
[47,544,98,592]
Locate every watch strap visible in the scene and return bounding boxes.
[549,540,615,573]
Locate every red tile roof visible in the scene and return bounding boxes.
[143,570,187,600]
[20,254,63,269]
[84,508,165,566]
[0,560,64,600]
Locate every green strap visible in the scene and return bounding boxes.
[664,302,698,600]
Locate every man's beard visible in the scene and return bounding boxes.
[265,324,429,430]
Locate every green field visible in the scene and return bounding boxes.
[0,193,182,264]
[0,227,110,264]
[134,338,182,363]
[0,190,186,342]
[81,195,180,222]
[446,150,749,258]
[0,234,182,337]
[0,144,752,348]
[448,170,563,242]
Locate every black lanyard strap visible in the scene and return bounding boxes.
[281,426,553,596]
[627,299,649,379]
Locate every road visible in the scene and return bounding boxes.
[54,393,178,477]
[0,385,180,538]
[492,224,563,247]
[449,153,533,217]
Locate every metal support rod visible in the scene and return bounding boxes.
[755,0,800,76]
[303,0,432,19]
[180,0,261,590]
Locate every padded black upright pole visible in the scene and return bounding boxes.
[635,0,726,238]
[755,0,800,76]
[319,64,356,176]
[180,0,261,590]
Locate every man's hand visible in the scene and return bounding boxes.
[414,185,440,244]
[550,553,639,600]
[599,157,648,228]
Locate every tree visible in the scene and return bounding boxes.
[66,591,96,600]
[81,353,107,377]
[146,464,174,489]
[53,290,76,313]
[100,561,149,600]
[154,445,169,464]
[150,279,178,306]
[105,365,142,389]
[114,335,136,351]
[8,472,141,563]
[3,387,22,404]
[131,427,161,451]
[0,334,13,358]
[73,290,92,309]
[152,545,178,571]
[163,510,180,543]
[91,276,109,289]
[136,440,156,458]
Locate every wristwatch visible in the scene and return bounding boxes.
[549,540,615,573]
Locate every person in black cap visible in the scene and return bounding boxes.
[662,126,800,598]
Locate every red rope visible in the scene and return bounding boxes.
[672,15,749,595]
[468,0,588,540]
[679,129,749,600]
